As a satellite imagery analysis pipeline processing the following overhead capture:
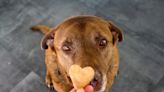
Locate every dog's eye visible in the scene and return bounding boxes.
[99,39,107,47]
[62,41,73,52]
[62,45,71,51]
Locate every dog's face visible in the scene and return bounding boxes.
[41,16,123,91]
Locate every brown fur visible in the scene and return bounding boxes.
[31,16,123,92]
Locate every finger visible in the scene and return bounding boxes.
[85,85,94,92]
[70,88,76,92]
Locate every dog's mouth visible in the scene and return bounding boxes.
[68,70,106,92]
[89,71,106,92]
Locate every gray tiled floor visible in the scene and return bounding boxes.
[0,0,164,92]
[11,72,52,92]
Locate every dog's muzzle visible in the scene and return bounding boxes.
[90,71,107,92]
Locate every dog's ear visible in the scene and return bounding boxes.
[31,25,55,50]
[41,30,55,50]
[108,21,123,45]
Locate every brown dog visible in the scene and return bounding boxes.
[31,16,123,92]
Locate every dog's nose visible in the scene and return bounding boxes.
[90,71,102,90]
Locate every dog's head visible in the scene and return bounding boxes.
[41,16,123,91]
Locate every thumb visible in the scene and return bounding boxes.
[70,88,76,92]
[85,85,94,92]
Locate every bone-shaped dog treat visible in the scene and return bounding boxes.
[69,65,95,92]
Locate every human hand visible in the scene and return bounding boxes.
[70,85,93,92]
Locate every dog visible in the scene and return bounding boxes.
[31,16,123,92]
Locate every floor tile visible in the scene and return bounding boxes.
[10,72,53,92]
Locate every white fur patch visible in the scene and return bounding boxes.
[96,74,107,92]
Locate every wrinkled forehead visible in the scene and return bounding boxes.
[54,17,112,45]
